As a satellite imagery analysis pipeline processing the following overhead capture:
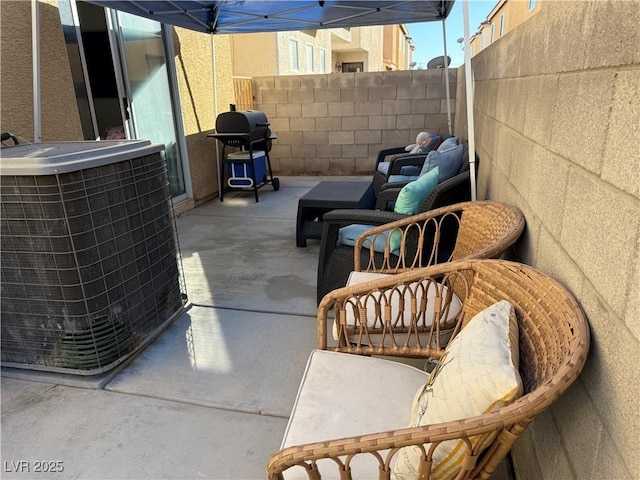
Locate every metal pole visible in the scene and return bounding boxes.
[211,34,222,200]
[32,0,42,143]
[462,0,477,201]
[442,19,452,136]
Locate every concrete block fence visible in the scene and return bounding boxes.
[252,69,457,175]
[453,2,640,479]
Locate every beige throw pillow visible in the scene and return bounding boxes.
[392,300,523,480]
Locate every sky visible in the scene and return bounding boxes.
[406,1,496,68]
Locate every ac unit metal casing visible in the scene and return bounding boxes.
[1,140,186,374]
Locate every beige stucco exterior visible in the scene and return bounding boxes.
[333,25,384,72]
[275,30,333,75]
[493,0,542,35]
[172,29,235,206]
[470,0,543,57]
[1,0,83,142]
[231,29,334,77]
[383,24,412,71]
[231,26,388,77]
[231,32,280,77]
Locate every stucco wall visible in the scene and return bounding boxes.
[1,0,82,142]
[254,69,456,175]
[231,33,279,77]
[454,1,639,478]
[174,29,235,205]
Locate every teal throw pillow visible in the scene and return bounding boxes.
[393,167,440,215]
[420,144,464,183]
[338,224,401,254]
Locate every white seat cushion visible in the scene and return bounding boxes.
[333,271,462,347]
[281,350,428,480]
[346,270,392,285]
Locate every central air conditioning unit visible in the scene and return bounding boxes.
[1,140,187,374]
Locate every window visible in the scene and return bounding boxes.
[306,44,314,72]
[341,62,363,73]
[319,48,326,73]
[491,23,495,42]
[500,14,506,37]
[528,0,536,11]
[289,39,299,71]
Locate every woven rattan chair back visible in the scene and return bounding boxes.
[353,201,525,275]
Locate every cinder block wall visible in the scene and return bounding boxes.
[253,70,456,174]
[454,1,639,478]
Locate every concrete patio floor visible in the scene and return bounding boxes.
[1,176,511,479]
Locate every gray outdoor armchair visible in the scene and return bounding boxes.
[372,132,449,196]
[374,138,477,211]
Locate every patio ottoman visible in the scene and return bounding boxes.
[296,181,375,247]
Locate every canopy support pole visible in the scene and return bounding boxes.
[462,0,477,201]
[211,34,222,200]
[32,0,42,143]
[441,19,452,136]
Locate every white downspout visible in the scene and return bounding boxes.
[442,19,452,136]
[211,34,222,200]
[462,0,477,201]
[32,0,42,143]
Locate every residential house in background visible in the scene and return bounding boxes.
[231,24,410,76]
[382,24,414,71]
[470,0,542,56]
[230,29,334,76]
[331,25,383,72]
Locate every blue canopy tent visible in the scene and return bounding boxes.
[85,1,454,34]
[31,0,477,199]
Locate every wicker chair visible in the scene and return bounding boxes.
[268,260,591,480]
[317,201,525,304]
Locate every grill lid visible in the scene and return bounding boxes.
[215,110,270,141]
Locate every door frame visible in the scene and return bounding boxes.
[71,2,193,203]
[162,25,193,204]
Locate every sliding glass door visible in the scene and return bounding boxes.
[110,11,187,199]
[59,1,190,201]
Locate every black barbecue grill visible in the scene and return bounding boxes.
[209,109,279,202]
